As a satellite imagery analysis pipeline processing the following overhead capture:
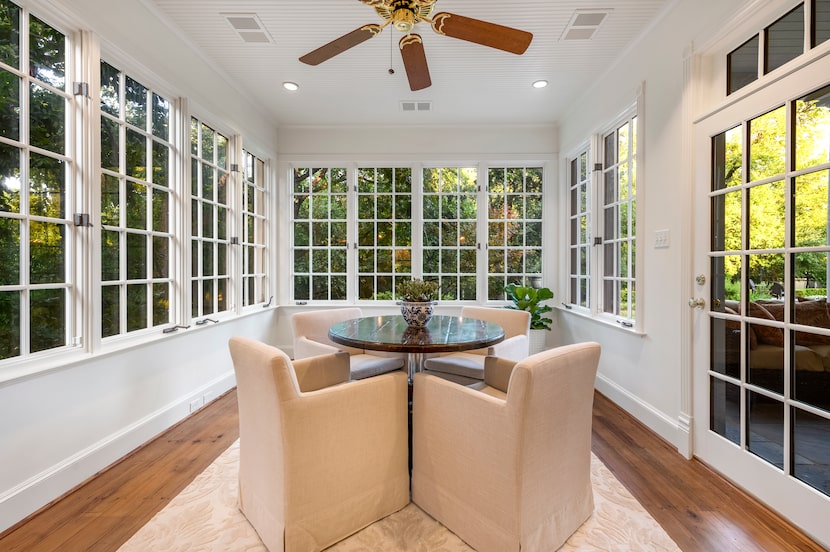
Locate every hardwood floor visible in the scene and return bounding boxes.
[0,389,825,551]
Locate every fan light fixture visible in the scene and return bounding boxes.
[532,80,548,89]
[283,81,299,91]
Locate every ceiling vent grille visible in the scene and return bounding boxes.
[222,13,272,44]
[400,100,432,112]
[561,9,610,41]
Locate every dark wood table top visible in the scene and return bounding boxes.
[328,315,505,354]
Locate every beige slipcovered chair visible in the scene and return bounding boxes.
[422,306,531,385]
[291,308,405,380]
[412,342,601,552]
[228,337,409,552]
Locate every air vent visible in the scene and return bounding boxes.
[222,13,272,44]
[561,9,610,41]
[400,100,432,112]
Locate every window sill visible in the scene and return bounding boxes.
[557,304,645,336]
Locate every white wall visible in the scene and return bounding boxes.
[556,0,747,449]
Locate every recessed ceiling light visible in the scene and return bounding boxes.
[283,82,299,91]
[532,80,548,89]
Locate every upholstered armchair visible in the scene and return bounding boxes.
[228,337,409,552]
[412,342,601,552]
[422,306,531,384]
[291,308,405,380]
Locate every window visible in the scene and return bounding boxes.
[356,167,412,300]
[190,118,231,317]
[765,5,804,74]
[486,167,543,300]
[728,1,830,95]
[0,2,72,360]
[289,164,545,304]
[0,0,274,376]
[100,61,173,337]
[568,149,591,308]
[422,167,478,300]
[241,150,268,307]
[291,167,348,301]
[566,112,639,325]
[602,116,637,320]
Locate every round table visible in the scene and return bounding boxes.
[328,315,505,381]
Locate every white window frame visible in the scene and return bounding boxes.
[564,91,644,332]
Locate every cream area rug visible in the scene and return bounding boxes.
[119,441,680,551]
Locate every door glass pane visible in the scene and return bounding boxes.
[748,181,785,249]
[749,106,786,182]
[795,85,830,170]
[710,377,741,444]
[794,172,829,247]
[711,190,742,252]
[793,331,830,411]
[711,316,741,379]
[747,390,785,469]
[712,126,743,191]
[793,408,830,494]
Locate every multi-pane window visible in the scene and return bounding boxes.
[422,167,477,300]
[486,167,543,300]
[602,116,637,320]
[291,167,348,301]
[241,150,267,307]
[0,2,71,359]
[190,118,230,317]
[568,150,591,308]
[289,165,545,303]
[356,167,412,300]
[100,62,172,337]
[728,1,830,95]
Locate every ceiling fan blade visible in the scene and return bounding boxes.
[431,12,532,55]
[399,34,431,91]
[299,24,383,65]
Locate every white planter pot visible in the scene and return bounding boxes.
[529,329,548,355]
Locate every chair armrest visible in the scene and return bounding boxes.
[292,351,350,392]
[294,335,342,359]
[483,356,518,393]
[488,334,528,361]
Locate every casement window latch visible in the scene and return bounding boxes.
[73,213,91,227]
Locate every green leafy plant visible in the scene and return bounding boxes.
[397,279,440,302]
[504,283,554,331]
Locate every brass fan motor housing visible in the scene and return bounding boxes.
[364,0,436,33]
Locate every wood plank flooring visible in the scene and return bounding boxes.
[0,389,824,551]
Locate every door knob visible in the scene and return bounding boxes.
[688,297,706,309]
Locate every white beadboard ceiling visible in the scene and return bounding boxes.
[146,0,671,127]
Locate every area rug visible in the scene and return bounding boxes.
[119,441,680,551]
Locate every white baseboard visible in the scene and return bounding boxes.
[594,373,689,453]
[0,372,236,533]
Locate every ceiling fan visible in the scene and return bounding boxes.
[299,0,533,91]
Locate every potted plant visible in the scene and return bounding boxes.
[397,278,440,327]
[504,282,554,354]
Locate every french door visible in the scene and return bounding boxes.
[692,53,830,546]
